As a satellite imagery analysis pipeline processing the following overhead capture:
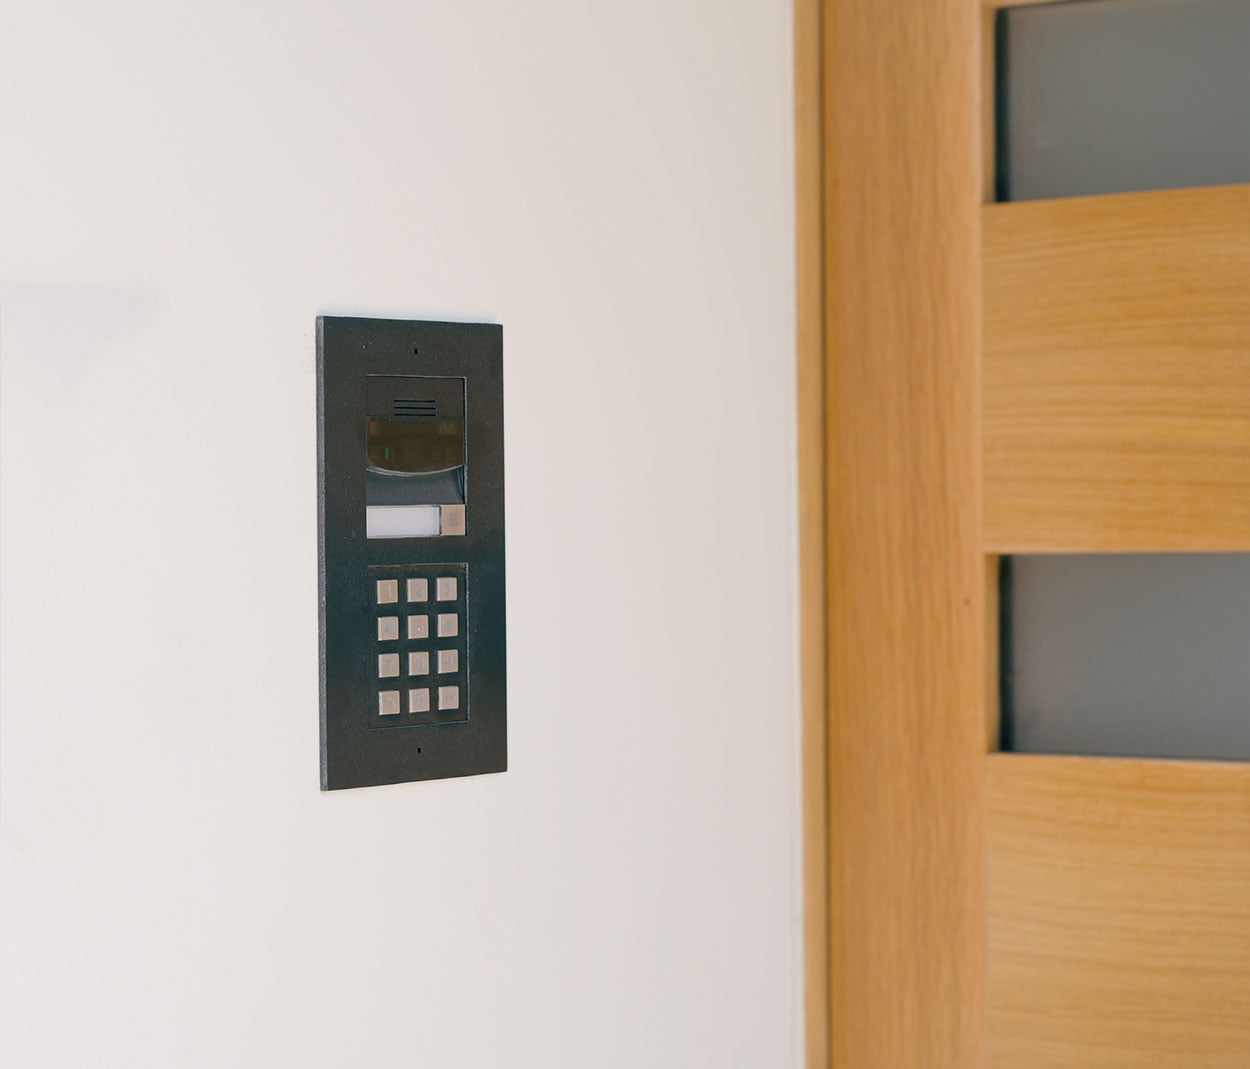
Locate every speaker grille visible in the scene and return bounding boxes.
[393,399,437,419]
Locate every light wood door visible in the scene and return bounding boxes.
[796,1,1250,1066]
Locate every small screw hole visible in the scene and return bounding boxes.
[413,347,420,354]
[416,747,423,754]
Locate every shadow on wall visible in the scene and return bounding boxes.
[0,283,161,394]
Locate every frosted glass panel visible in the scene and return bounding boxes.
[996,0,1250,201]
[1003,555,1250,760]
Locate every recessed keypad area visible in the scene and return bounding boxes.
[370,562,468,728]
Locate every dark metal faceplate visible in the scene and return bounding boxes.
[318,317,505,789]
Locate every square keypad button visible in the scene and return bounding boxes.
[369,562,468,728]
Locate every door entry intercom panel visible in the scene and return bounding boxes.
[317,317,505,790]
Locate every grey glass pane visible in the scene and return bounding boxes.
[997,0,1250,201]
[1003,555,1250,760]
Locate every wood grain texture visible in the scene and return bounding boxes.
[984,184,1250,552]
[822,0,985,1064]
[981,3,998,204]
[794,0,829,1064]
[988,754,1250,1067]
[985,555,1000,752]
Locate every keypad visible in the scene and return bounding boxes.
[369,563,468,728]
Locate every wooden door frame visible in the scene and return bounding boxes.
[794,0,830,1064]
[798,3,1250,1067]
[796,0,988,1064]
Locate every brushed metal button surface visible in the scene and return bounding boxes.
[440,505,466,536]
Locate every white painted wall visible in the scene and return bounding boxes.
[0,2,800,1066]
